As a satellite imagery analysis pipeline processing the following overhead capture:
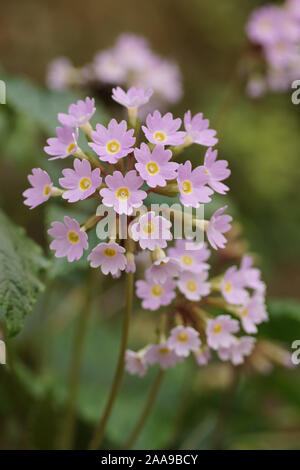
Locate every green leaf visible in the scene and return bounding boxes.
[0,209,49,336]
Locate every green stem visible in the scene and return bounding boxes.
[88,271,134,450]
[124,369,164,450]
[59,272,93,449]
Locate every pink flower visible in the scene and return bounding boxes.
[93,50,126,84]
[146,257,181,284]
[89,119,135,164]
[168,240,210,273]
[145,343,183,370]
[168,326,201,357]
[100,170,146,215]
[177,271,210,301]
[184,111,218,147]
[194,348,211,366]
[222,266,249,305]
[112,86,153,109]
[46,57,73,91]
[59,158,102,203]
[58,97,96,128]
[239,294,268,334]
[114,34,153,72]
[136,272,176,310]
[218,337,256,365]
[240,254,264,290]
[246,6,281,46]
[142,110,186,146]
[87,242,126,275]
[206,206,232,250]
[48,216,88,262]
[203,148,230,194]
[125,350,147,377]
[131,211,172,251]
[206,315,239,350]
[44,126,78,160]
[177,160,212,207]
[23,168,52,209]
[134,143,179,188]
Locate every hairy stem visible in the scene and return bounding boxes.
[88,271,134,450]
[124,369,165,450]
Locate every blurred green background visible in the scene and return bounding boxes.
[0,0,300,450]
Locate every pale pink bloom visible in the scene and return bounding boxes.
[177,271,210,301]
[239,294,268,334]
[112,86,153,109]
[218,337,256,365]
[114,34,153,72]
[58,97,96,128]
[48,216,88,262]
[203,147,230,194]
[59,158,102,202]
[206,315,239,350]
[168,326,201,357]
[246,5,281,46]
[168,240,210,273]
[246,77,267,98]
[100,170,146,215]
[87,242,126,275]
[142,110,186,146]
[240,254,264,291]
[46,57,73,90]
[184,111,218,147]
[131,211,172,251]
[93,50,126,84]
[206,206,232,250]
[136,272,176,311]
[145,343,183,370]
[146,257,181,284]
[44,126,78,160]
[23,168,52,209]
[221,266,249,305]
[134,143,179,188]
[177,160,213,207]
[194,348,211,366]
[125,350,147,377]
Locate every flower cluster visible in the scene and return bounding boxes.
[246,0,300,96]
[22,85,268,376]
[46,34,182,109]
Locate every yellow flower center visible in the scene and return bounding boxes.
[106,140,120,154]
[186,280,197,292]
[177,332,188,342]
[79,177,92,191]
[146,161,159,175]
[242,308,248,318]
[67,142,76,154]
[181,255,193,266]
[116,187,130,200]
[142,222,155,234]
[182,180,192,194]
[158,347,170,355]
[43,184,51,196]
[225,282,232,293]
[153,131,166,142]
[213,323,223,334]
[104,247,117,257]
[205,169,209,175]
[151,285,163,297]
[68,231,80,244]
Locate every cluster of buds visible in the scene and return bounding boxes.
[245,0,300,97]
[46,34,182,110]
[22,85,269,377]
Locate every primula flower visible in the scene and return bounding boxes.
[177,271,210,301]
[44,126,78,160]
[239,294,268,334]
[206,315,239,350]
[112,86,153,109]
[194,348,211,366]
[59,158,102,202]
[58,97,96,128]
[221,266,249,305]
[114,34,153,72]
[134,143,179,188]
[93,50,127,84]
[48,216,88,262]
[146,257,181,284]
[218,336,256,365]
[206,206,232,250]
[131,211,172,251]
[89,119,135,164]
[46,57,73,91]
[177,160,213,207]
[125,350,147,377]
[100,170,146,215]
[168,326,201,357]
[246,6,281,46]
[168,240,210,273]
[184,111,218,147]
[145,343,183,370]
[240,254,264,291]
[203,148,230,194]
[142,110,186,146]
[88,242,126,275]
[136,273,176,310]
[23,168,52,209]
